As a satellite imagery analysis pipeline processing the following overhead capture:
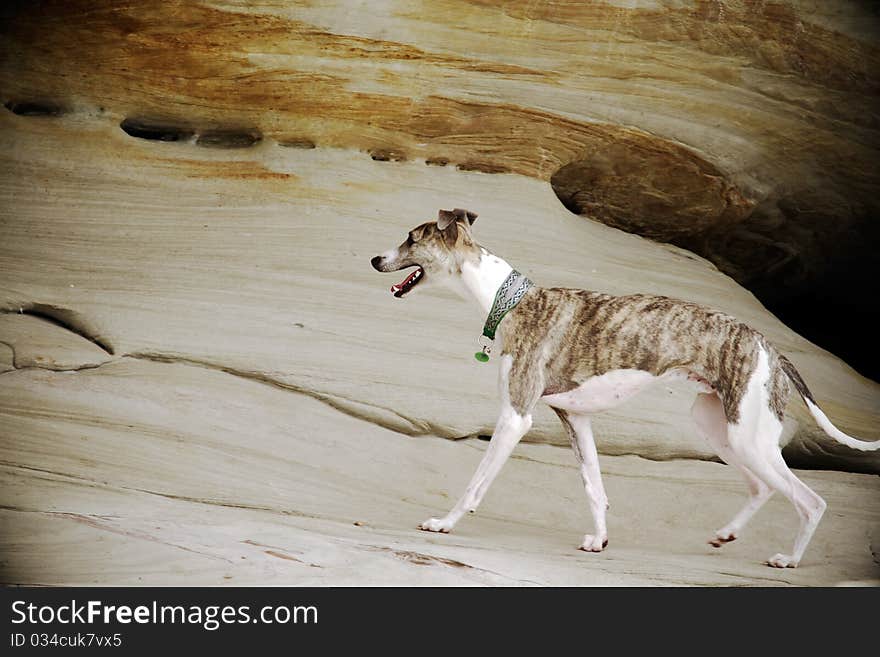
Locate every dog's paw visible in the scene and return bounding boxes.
[578,534,608,553]
[418,517,453,533]
[766,553,798,569]
[708,530,737,548]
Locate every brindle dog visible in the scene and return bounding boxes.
[371,208,879,568]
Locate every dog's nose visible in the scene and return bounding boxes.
[370,255,383,271]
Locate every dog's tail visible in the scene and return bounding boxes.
[780,356,880,451]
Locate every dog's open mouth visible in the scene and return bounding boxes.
[390,266,424,298]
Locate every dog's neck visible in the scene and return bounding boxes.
[457,247,514,315]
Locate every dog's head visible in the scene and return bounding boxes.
[371,208,479,298]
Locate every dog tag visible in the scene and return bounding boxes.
[474,350,490,363]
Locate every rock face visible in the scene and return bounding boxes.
[1,1,879,585]
[3,2,878,371]
[4,358,878,586]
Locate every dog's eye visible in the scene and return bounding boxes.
[408,227,426,244]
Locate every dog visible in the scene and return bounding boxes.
[371,208,879,568]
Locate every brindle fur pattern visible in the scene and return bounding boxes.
[372,208,878,568]
[378,213,793,425]
[500,287,791,423]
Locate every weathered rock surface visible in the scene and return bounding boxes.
[0,314,113,372]
[0,1,878,585]
[3,1,877,315]
[2,359,877,586]
[1,111,877,468]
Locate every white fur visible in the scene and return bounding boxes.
[805,400,880,451]
[380,247,400,261]
[542,369,658,413]
[692,392,774,547]
[716,347,826,567]
[458,250,513,314]
[541,368,713,413]
[419,355,532,533]
[564,413,609,552]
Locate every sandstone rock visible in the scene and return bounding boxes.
[2,1,876,307]
[0,344,13,374]
[0,314,114,372]
[0,110,877,471]
[0,1,878,585]
[1,359,877,585]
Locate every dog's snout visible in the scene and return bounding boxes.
[371,255,383,271]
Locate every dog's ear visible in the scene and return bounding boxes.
[437,208,478,231]
[455,208,478,226]
[437,209,457,231]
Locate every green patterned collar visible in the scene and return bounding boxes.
[474,269,533,362]
[482,269,534,341]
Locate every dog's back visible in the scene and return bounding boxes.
[500,287,789,422]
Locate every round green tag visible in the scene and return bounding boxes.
[474,351,490,363]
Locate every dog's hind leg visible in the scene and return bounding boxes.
[726,420,826,567]
[691,392,773,547]
[419,355,533,534]
[723,349,826,568]
[552,408,608,552]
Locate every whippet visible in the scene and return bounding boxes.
[371,208,879,568]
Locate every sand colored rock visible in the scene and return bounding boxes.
[1,1,878,585]
[2,359,877,586]
[0,314,113,372]
[1,111,877,470]
[2,1,877,297]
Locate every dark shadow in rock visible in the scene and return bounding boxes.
[425,157,449,166]
[370,148,407,162]
[1,303,114,355]
[196,129,262,148]
[550,142,751,241]
[4,100,65,117]
[120,118,194,142]
[278,138,316,149]
[746,214,880,383]
[457,161,509,174]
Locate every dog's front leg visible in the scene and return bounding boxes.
[419,404,532,533]
[553,409,608,552]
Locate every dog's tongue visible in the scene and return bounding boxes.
[390,267,422,298]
